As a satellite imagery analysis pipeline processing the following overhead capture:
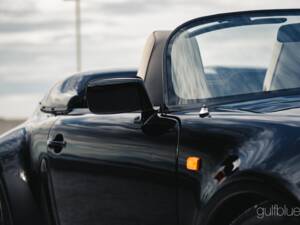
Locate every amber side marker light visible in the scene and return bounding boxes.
[186,156,201,171]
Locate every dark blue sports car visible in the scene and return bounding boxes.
[1,9,300,225]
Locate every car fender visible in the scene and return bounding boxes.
[198,170,300,225]
[0,125,44,225]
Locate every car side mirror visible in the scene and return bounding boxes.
[86,77,154,115]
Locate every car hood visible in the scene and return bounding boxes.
[217,94,300,115]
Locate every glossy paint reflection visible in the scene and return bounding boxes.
[47,112,179,225]
[175,99,300,225]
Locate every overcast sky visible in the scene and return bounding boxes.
[0,0,299,118]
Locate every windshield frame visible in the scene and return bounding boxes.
[163,9,300,112]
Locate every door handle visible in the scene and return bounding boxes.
[47,134,66,154]
[47,140,66,148]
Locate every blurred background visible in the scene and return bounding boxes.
[0,0,299,134]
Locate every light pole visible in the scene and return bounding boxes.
[64,0,82,72]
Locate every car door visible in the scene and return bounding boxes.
[46,112,178,225]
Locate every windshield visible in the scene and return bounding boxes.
[168,11,300,106]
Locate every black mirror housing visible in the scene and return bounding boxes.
[86,78,154,114]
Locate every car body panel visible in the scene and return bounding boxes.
[0,124,45,225]
[46,113,179,225]
[175,96,300,224]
